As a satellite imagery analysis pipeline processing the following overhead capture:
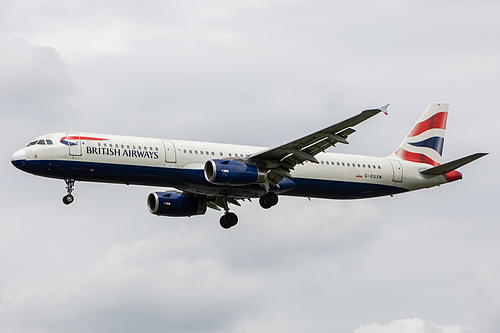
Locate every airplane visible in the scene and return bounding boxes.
[11,102,487,229]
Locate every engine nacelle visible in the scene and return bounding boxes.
[204,159,267,185]
[147,192,207,217]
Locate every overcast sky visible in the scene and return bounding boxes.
[1,0,499,332]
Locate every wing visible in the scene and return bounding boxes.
[183,192,248,211]
[248,104,389,185]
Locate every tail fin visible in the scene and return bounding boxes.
[392,102,449,166]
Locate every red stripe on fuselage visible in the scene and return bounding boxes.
[407,112,448,138]
[62,136,109,141]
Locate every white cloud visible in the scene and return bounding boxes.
[354,318,474,333]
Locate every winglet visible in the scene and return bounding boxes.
[379,104,390,115]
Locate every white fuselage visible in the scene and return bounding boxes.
[11,132,453,200]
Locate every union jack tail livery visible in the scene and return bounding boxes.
[393,102,448,166]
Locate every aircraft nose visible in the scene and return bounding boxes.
[11,149,27,170]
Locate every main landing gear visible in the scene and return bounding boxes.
[218,196,239,229]
[220,212,238,229]
[219,192,279,229]
[259,191,279,209]
[62,178,75,205]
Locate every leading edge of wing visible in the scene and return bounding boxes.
[249,104,389,167]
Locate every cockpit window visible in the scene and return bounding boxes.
[27,139,53,146]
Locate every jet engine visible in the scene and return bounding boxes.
[204,159,267,185]
[147,192,207,217]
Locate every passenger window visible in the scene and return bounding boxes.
[321,161,324,164]
[347,163,350,167]
[189,150,192,154]
[138,146,141,150]
[220,152,223,156]
[183,149,187,153]
[212,152,215,156]
[155,147,159,151]
[229,153,232,157]
[46,139,53,145]
[200,151,204,155]
[206,151,209,155]
[378,166,381,169]
[342,162,345,166]
[368,165,371,168]
[98,143,101,147]
[121,145,124,149]
[127,145,130,149]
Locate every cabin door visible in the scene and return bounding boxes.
[389,159,403,182]
[162,141,177,163]
[66,133,82,156]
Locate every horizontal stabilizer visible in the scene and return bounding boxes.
[420,152,488,175]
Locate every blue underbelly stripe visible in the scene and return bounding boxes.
[19,159,405,199]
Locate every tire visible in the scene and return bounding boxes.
[259,192,278,209]
[225,212,238,227]
[220,215,231,229]
[63,194,74,205]
[266,192,279,206]
[220,213,238,229]
[259,195,272,209]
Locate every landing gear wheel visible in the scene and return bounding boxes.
[63,194,74,205]
[63,178,75,205]
[219,212,238,229]
[259,192,279,209]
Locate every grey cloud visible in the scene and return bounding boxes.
[1,0,499,332]
[0,38,75,130]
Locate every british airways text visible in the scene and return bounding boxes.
[86,147,159,159]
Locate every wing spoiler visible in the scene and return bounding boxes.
[419,152,488,175]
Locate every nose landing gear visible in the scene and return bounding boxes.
[63,178,75,205]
